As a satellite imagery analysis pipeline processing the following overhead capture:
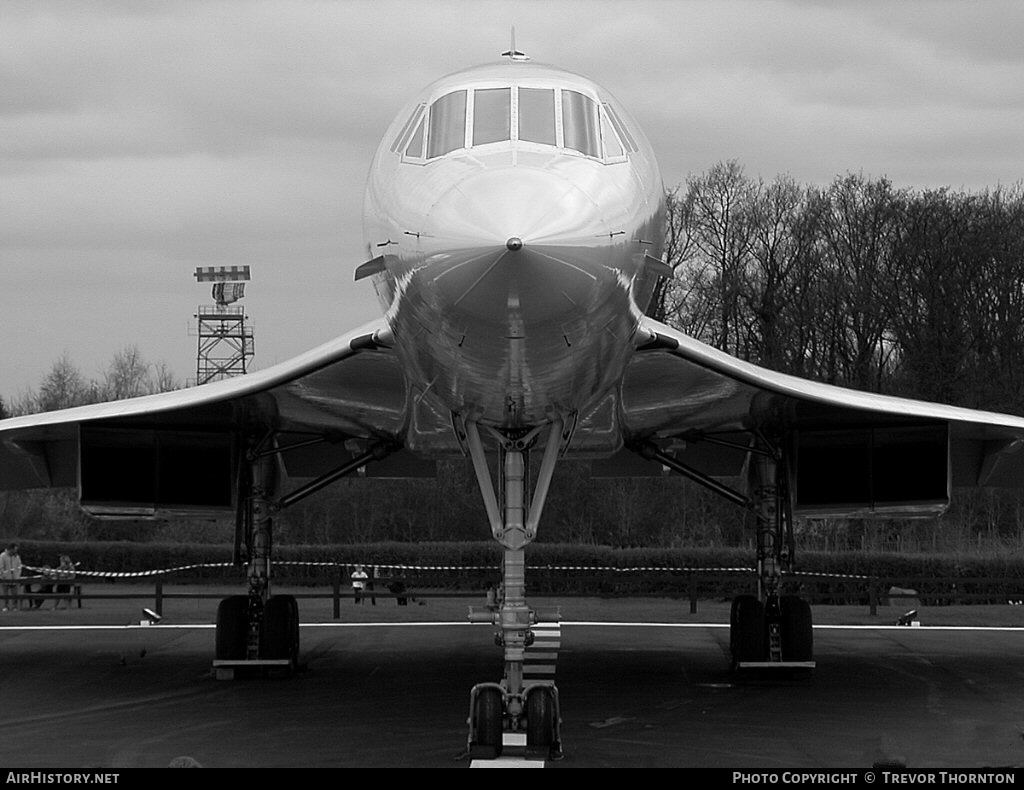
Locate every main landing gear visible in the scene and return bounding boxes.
[460,418,567,761]
[213,433,395,679]
[730,453,814,672]
[212,450,301,678]
[635,436,815,673]
[730,594,813,669]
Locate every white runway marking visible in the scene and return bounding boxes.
[472,758,544,768]
[3,621,1024,632]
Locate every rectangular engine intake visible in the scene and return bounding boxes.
[793,424,949,518]
[79,426,235,517]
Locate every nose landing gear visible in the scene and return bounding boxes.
[468,683,563,760]
[460,417,569,761]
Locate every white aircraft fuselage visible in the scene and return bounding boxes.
[363,60,665,432]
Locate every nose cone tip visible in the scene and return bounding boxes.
[505,236,523,251]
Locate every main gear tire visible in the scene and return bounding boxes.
[730,594,766,665]
[260,594,300,662]
[779,595,813,663]
[215,596,249,660]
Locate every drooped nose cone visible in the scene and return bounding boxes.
[422,169,615,323]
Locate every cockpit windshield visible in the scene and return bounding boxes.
[427,90,467,159]
[394,84,632,163]
[518,87,556,146]
[473,87,511,146]
[561,90,600,158]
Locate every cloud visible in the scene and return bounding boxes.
[3,0,1024,399]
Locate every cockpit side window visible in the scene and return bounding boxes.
[404,117,425,159]
[561,89,601,158]
[600,108,625,160]
[427,90,467,158]
[518,87,556,146]
[391,104,425,155]
[604,104,638,153]
[473,88,511,146]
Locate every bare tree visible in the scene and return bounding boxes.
[745,174,822,373]
[101,345,152,400]
[646,186,697,322]
[660,161,758,356]
[817,173,903,389]
[36,354,94,412]
[968,185,1024,412]
[11,347,179,416]
[151,362,180,394]
[884,187,979,404]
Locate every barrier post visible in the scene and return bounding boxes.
[332,571,341,619]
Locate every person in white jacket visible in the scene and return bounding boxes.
[351,565,368,604]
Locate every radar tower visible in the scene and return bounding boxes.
[192,265,254,385]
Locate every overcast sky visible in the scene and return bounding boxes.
[3,0,1024,403]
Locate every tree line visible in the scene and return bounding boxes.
[653,162,1024,413]
[6,346,179,416]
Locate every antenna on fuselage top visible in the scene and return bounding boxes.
[501,26,529,61]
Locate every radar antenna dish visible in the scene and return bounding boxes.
[501,26,529,61]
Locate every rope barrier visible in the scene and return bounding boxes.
[20,561,866,579]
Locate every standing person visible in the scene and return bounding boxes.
[351,564,368,604]
[388,569,408,606]
[54,554,76,610]
[1,543,22,612]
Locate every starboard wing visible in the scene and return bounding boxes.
[616,318,1024,517]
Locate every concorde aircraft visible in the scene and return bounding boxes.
[5,46,1024,759]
